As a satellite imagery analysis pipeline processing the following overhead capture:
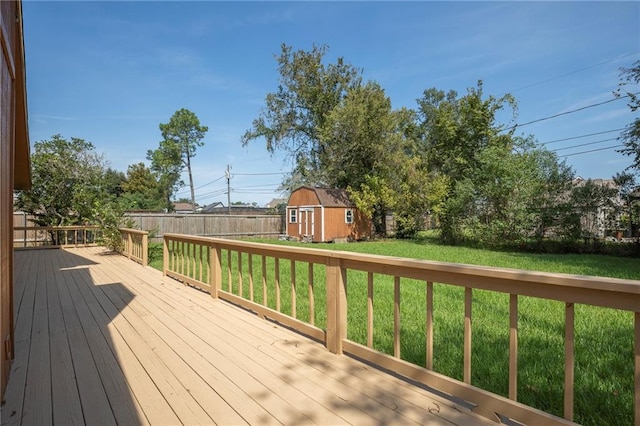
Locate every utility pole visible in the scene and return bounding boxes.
[225,164,231,215]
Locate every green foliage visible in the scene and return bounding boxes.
[147,108,207,210]
[616,60,640,172]
[16,135,109,227]
[120,162,165,210]
[242,43,362,185]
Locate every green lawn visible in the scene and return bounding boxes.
[148,238,639,425]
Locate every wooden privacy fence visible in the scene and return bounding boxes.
[119,228,149,266]
[162,233,640,425]
[13,225,101,248]
[124,213,283,239]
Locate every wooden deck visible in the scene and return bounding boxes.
[1,247,490,425]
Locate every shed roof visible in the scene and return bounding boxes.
[292,186,354,208]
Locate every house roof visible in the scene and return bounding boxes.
[173,202,196,212]
[266,198,287,208]
[293,186,354,208]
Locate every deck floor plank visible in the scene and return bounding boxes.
[64,258,181,426]
[3,251,36,426]
[95,247,486,426]
[55,253,118,425]
[20,248,52,425]
[47,250,85,426]
[2,247,491,426]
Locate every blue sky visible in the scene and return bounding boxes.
[22,1,640,206]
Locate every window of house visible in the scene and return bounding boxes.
[345,209,353,224]
[289,209,297,223]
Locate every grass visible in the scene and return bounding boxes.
[148,237,639,425]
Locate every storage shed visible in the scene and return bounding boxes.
[286,187,371,242]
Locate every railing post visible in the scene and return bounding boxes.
[142,233,148,267]
[326,256,346,355]
[162,236,168,276]
[210,243,221,299]
[127,232,133,260]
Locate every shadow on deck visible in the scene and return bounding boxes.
[1,247,489,425]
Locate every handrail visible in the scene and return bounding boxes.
[162,232,640,425]
[119,228,149,267]
[13,225,100,248]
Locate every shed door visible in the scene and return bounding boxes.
[300,209,314,241]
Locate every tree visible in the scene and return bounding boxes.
[416,81,518,243]
[612,171,639,239]
[120,162,164,210]
[616,61,640,172]
[242,43,362,185]
[566,179,617,248]
[156,108,208,209]
[147,138,183,211]
[16,135,107,226]
[15,134,121,245]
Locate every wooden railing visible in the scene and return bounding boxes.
[119,228,149,267]
[163,233,640,425]
[13,225,101,248]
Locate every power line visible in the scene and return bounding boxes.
[507,92,638,131]
[539,128,626,145]
[551,137,618,152]
[233,172,287,176]
[512,51,640,92]
[560,144,624,157]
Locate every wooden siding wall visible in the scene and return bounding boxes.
[124,213,283,240]
[1,0,20,401]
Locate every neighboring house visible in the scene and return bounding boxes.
[200,201,224,213]
[1,0,30,401]
[573,177,619,239]
[173,202,196,213]
[286,187,371,242]
[266,198,286,209]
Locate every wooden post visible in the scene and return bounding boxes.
[326,257,347,355]
[210,244,221,299]
[162,237,168,276]
[142,233,148,267]
[426,281,433,370]
[127,232,133,260]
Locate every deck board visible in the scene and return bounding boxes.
[2,247,490,425]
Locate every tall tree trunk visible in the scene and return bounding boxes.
[186,151,195,211]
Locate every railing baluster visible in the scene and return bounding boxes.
[564,302,575,422]
[510,294,518,401]
[198,244,203,283]
[367,272,374,348]
[238,252,243,296]
[464,287,472,384]
[426,281,433,370]
[291,260,296,319]
[262,256,267,307]
[186,243,191,278]
[227,249,232,292]
[394,276,400,358]
[248,253,254,302]
[275,258,281,312]
[308,263,314,326]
